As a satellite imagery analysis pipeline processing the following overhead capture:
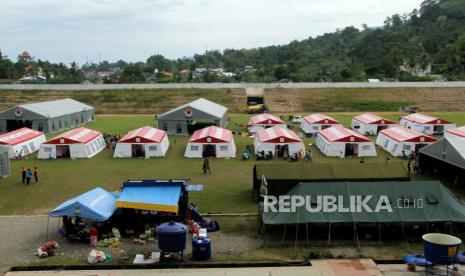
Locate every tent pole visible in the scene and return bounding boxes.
[327,222,331,246]
[306,223,309,246]
[281,224,287,244]
[354,222,361,252]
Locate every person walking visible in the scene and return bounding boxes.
[90,225,98,247]
[25,168,32,185]
[20,167,26,184]
[407,159,412,174]
[202,158,211,175]
[306,150,313,163]
[34,167,39,183]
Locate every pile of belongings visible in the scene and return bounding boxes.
[97,238,120,248]
[36,241,59,258]
[87,249,106,264]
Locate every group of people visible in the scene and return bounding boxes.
[62,216,99,246]
[103,133,121,150]
[20,167,39,184]
[14,149,27,160]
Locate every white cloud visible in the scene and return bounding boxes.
[0,0,424,64]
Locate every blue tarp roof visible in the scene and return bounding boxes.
[49,187,117,221]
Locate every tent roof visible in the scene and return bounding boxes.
[419,136,465,170]
[402,113,452,124]
[380,126,437,142]
[249,114,285,125]
[189,126,232,143]
[256,126,302,143]
[447,126,465,138]
[45,127,102,144]
[118,126,166,143]
[353,113,396,125]
[0,128,44,146]
[159,98,227,119]
[303,113,340,125]
[48,187,117,221]
[319,126,371,142]
[14,98,93,118]
[262,181,465,224]
[116,180,185,214]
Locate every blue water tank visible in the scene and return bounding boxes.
[423,233,462,265]
[156,221,187,253]
[192,237,211,261]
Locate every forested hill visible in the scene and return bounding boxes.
[1,0,464,83]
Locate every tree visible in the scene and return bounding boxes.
[120,63,145,83]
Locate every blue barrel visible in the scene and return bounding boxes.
[192,237,211,261]
[156,222,187,253]
[423,233,462,265]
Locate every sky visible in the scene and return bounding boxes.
[0,0,424,64]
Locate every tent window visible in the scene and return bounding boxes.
[43,147,52,153]
[384,139,389,148]
[403,145,411,151]
[424,126,431,130]
[162,122,168,131]
[361,145,370,151]
[220,146,228,151]
[312,126,319,130]
[392,143,399,153]
[191,145,199,151]
[149,146,157,151]
[29,142,36,151]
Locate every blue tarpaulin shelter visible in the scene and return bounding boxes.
[116,180,186,214]
[49,187,117,221]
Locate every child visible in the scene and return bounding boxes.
[90,225,98,247]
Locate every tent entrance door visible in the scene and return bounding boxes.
[415,143,428,154]
[6,119,33,132]
[276,144,289,158]
[132,144,145,157]
[321,125,331,130]
[433,125,444,134]
[377,125,388,134]
[56,145,70,159]
[202,144,216,158]
[187,121,215,135]
[345,143,359,157]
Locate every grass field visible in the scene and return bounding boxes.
[1,112,465,216]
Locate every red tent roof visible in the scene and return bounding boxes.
[303,113,340,125]
[0,127,44,146]
[319,126,371,142]
[446,125,465,138]
[256,126,302,143]
[249,114,285,125]
[119,126,166,143]
[402,113,452,124]
[353,113,396,125]
[379,126,437,142]
[189,126,232,143]
[45,127,102,144]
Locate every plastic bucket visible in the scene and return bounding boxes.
[423,233,462,265]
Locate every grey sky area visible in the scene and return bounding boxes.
[0,0,424,64]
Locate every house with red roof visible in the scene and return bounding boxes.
[400,113,455,135]
[185,126,236,158]
[316,126,376,157]
[300,113,342,137]
[247,114,286,135]
[376,126,437,157]
[114,126,169,158]
[0,127,46,159]
[253,126,305,158]
[351,113,397,135]
[38,127,105,159]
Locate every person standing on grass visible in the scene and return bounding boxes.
[25,168,32,185]
[20,167,26,184]
[202,158,211,175]
[407,159,412,174]
[90,225,98,247]
[34,167,39,183]
[306,150,313,163]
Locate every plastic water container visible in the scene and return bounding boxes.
[192,237,211,261]
[423,233,462,265]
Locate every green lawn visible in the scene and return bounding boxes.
[1,112,464,215]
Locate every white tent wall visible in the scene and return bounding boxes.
[113,143,131,158]
[5,135,46,159]
[37,144,57,159]
[184,141,236,158]
[300,121,342,137]
[113,135,170,158]
[316,135,377,157]
[375,133,433,157]
[253,137,305,156]
[37,135,105,159]
[400,119,456,135]
[351,120,396,136]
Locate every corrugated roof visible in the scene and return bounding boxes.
[17,98,93,118]
[159,98,227,119]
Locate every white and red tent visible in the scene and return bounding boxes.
[247,114,286,135]
[0,127,46,159]
[253,126,305,157]
[38,127,105,159]
[400,113,455,135]
[300,113,342,137]
[445,125,465,139]
[114,126,169,158]
[316,126,376,157]
[351,113,397,135]
[184,126,236,158]
[376,125,437,157]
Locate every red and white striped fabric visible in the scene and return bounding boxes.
[446,125,465,138]
[189,126,232,143]
[256,126,302,143]
[319,126,371,142]
[379,126,437,142]
[402,113,451,124]
[249,114,284,125]
[45,127,102,144]
[0,128,44,146]
[353,113,396,125]
[119,126,166,143]
[303,113,340,125]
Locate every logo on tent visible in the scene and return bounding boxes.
[74,206,81,214]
